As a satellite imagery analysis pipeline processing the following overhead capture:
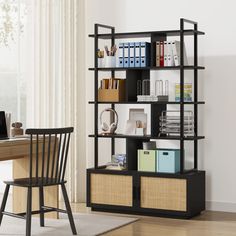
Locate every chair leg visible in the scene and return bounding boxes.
[61,183,77,235]
[26,187,32,236]
[0,184,10,226]
[39,186,45,227]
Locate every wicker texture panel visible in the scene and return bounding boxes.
[91,174,133,206]
[141,177,187,211]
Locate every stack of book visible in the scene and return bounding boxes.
[105,154,126,170]
[175,83,192,102]
[100,78,122,90]
[156,41,188,67]
[119,42,150,68]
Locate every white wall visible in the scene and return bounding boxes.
[85,0,236,211]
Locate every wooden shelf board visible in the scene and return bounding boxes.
[89,101,205,105]
[87,167,203,178]
[88,134,205,140]
[89,66,205,71]
[89,29,205,39]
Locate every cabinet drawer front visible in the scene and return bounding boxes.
[91,174,133,207]
[141,177,187,211]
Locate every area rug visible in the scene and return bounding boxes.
[0,213,138,236]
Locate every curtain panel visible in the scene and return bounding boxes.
[26,0,83,202]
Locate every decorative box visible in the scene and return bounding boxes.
[138,150,157,172]
[157,149,180,173]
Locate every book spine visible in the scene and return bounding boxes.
[160,41,164,67]
[156,41,160,66]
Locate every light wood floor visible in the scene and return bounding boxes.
[2,194,236,236]
[68,203,236,236]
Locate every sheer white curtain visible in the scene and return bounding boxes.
[25,0,85,202]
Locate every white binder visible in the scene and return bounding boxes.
[164,41,168,67]
[129,42,135,67]
[172,41,188,66]
[167,41,174,66]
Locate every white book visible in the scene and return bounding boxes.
[167,41,174,66]
[119,43,123,57]
[164,41,168,67]
[124,45,129,57]
[135,43,140,57]
[156,41,160,66]
[171,41,188,66]
[129,44,135,57]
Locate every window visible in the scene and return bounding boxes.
[0,0,27,128]
[0,0,27,191]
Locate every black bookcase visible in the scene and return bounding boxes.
[87,19,205,219]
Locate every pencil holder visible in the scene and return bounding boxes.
[97,58,104,68]
[105,56,116,68]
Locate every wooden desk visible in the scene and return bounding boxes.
[0,138,58,219]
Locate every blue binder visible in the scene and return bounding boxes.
[118,43,124,67]
[140,42,151,67]
[129,42,135,67]
[135,42,141,67]
[124,43,129,68]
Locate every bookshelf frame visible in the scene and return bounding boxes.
[87,19,206,218]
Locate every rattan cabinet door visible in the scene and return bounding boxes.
[91,173,133,207]
[140,177,187,211]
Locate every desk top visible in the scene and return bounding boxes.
[0,137,30,145]
[0,138,31,161]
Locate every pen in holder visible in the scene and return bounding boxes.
[105,56,116,68]
[104,45,117,68]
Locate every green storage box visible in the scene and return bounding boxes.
[138,150,157,172]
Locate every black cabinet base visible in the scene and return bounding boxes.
[87,169,205,219]
[90,206,203,220]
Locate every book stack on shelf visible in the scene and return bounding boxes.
[156,41,188,67]
[105,154,126,170]
[175,83,192,102]
[119,42,150,68]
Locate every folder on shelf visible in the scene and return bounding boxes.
[164,41,168,67]
[135,42,141,67]
[101,79,109,89]
[172,41,188,66]
[140,42,150,67]
[160,41,164,67]
[118,43,124,67]
[167,41,174,66]
[124,42,129,68]
[129,42,135,67]
[156,41,160,67]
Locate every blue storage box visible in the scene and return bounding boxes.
[157,149,180,173]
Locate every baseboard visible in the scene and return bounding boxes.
[206,201,236,212]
